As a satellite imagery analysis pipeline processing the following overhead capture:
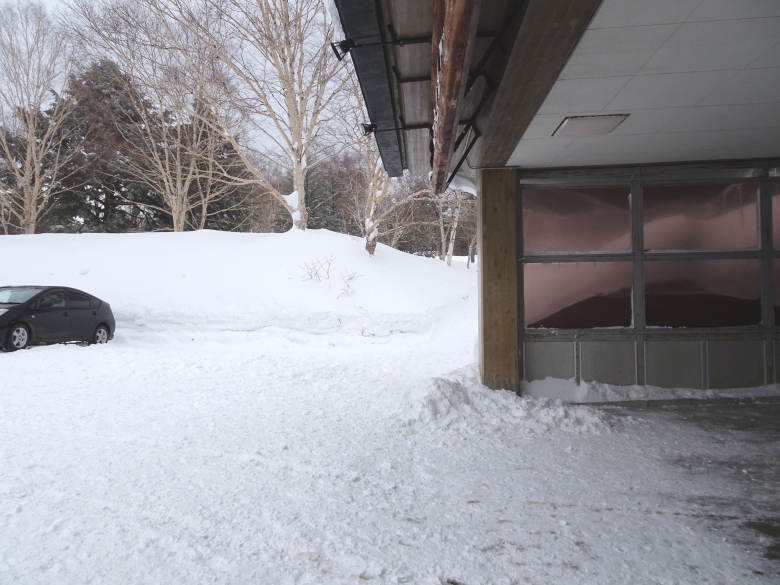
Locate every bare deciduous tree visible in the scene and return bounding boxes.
[338,77,442,255]
[67,2,251,232]
[137,0,350,231]
[0,0,79,234]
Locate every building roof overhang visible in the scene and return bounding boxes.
[332,0,603,191]
[333,0,780,188]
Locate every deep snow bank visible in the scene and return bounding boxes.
[0,230,477,336]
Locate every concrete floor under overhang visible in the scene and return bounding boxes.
[601,401,780,575]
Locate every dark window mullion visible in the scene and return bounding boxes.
[759,173,774,382]
[523,253,633,263]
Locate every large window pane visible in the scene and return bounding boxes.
[525,262,633,329]
[774,259,780,326]
[645,260,761,327]
[522,186,631,253]
[644,183,758,250]
[772,181,780,249]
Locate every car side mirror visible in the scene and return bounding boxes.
[39,300,54,309]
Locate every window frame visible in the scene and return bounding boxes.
[67,291,93,308]
[519,162,777,334]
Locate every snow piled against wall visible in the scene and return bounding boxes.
[391,365,611,433]
[522,376,780,402]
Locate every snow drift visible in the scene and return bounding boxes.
[391,365,612,433]
[0,229,475,337]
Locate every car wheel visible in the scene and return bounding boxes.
[5,323,31,351]
[92,325,110,345]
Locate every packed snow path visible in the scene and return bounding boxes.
[4,335,779,583]
[1,231,778,583]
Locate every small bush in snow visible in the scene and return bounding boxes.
[299,254,335,281]
[338,270,364,298]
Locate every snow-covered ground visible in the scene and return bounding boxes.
[1,231,778,583]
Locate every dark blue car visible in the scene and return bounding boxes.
[0,286,115,351]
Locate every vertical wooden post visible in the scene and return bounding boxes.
[478,168,520,391]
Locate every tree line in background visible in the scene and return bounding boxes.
[0,0,476,261]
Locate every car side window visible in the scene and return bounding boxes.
[39,291,66,308]
[68,292,92,308]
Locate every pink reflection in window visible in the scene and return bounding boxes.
[644,183,758,250]
[523,187,631,253]
[645,260,760,327]
[525,262,633,329]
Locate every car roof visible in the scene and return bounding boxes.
[0,286,95,297]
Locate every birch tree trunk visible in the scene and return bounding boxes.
[437,195,447,260]
[0,1,79,234]
[445,193,463,266]
[466,232,477,269]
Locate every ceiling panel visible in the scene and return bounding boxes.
[559,24,676,79]
[699,67,780,105]
[589,0,700,28]
[659,103,780,133]
[606,71,735,110]
[641,18,780,73]
[750,42,780,68]
[688,0,780,21]
[537,76,631,114]
[508,0,780,168]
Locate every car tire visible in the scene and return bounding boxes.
[92,324,110,345]
[4,323,31,352]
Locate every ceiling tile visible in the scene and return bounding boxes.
[508,137,574,164]
[589,0,700,28]
[606,71,735,110]
[687,0,780,21]
[537,77,631,115]
[519,115,568,140]
[641,18,780,73]
[559,24,678,79]
[606,108,684,134]
[659,103,780,133]
[698,67,780,105]
[748,41,780,68]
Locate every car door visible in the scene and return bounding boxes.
[67,291,99,341]
[34,290,71,341]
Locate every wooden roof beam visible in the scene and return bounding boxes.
[430,0,483,194]
[475,0,603,168]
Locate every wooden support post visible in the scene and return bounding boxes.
[478,168,520,391]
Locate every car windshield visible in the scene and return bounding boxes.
[0,287,41,304]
